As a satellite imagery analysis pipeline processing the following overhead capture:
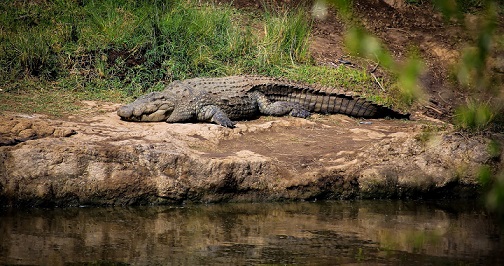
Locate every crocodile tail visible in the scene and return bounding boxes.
[256,83,410,119]
[322,94,410,119]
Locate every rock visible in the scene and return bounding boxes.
[0,115,74,146]
[357,132,493,198]
[0,108,501,207]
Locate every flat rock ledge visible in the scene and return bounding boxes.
[0,105,502,207]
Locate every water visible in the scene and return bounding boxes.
[1,201,503,265]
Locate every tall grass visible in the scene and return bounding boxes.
[153,1,250,79]
[258,9,312,69]
[0,0,318,94]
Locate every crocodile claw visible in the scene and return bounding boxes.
[212,114,236,128]
[221,120,236,128]
[289,108,311,118]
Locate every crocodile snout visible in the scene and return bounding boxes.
[117,105,134,120]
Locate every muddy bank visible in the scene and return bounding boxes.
[0,103,501,207]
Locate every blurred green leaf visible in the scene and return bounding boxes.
[486,171,504,213]
[479,165,493,187]
[397,57,424,105]
[488,140,502,158]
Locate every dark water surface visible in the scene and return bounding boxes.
[1,201,503,265]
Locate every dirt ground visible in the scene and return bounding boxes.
[203,115,419,174]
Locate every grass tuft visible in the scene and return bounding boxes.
[454,99,495,131]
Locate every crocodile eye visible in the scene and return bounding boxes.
[158,103,172,110]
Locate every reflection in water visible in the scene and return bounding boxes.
[0,201,503,265]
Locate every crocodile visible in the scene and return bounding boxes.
[117,75,409,128]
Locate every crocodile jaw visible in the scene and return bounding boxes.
[117,92,176,122]
[117,105,173,122]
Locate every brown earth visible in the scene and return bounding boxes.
[1,0,503,206]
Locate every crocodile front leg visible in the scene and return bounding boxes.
[196,105,236,128]
[250,91,311,118]
[165,90,235,127]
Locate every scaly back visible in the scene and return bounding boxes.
[168,75,409,119]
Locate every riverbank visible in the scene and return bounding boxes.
[1,104,501,207]
[1,0,503,207]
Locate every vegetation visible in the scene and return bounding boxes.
[326,0,504,217]
[428,0,504,215]
[327,0,503,131]
[0,0,402,116]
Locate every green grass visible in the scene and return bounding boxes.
[454,100,495,131]
[0,78,130,116]
[281,65,406,110]
[0,0,404,117]
[257,9,312,69]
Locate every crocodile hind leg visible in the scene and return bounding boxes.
[250,91,311,118]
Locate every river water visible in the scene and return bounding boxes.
[0,200,503,265]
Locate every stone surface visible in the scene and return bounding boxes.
[0,104,501,207]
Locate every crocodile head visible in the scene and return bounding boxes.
[117,91,176,122]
